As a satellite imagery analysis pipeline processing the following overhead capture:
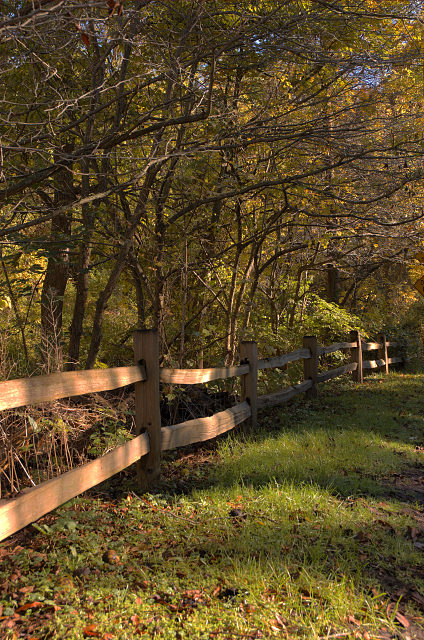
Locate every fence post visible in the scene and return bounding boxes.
[303,335,318,398]
[349,329,363,383]
[240,341,258,433]
[133,329,161,490]
[377,332,389,375]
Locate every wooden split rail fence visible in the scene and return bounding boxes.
[0,329,403,541]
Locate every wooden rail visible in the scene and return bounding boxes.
[316,362,357,383]
[0,433,150,541]
[0,330,406,542]
[0,365,147,412]
[257,348,310,370]
[257,380,313,409]
[361,341,382,351]
[161,402,251,450]
[160,365,249,384]
[362,359,386,370]
[320,341,357,355]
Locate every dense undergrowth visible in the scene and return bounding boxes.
[1,371,424,639]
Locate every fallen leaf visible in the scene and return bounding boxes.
[74,566,91,578]
[15,601,44,613]
[240,602,256,614]
[395,612,410,629]
[83,624,101,638]
[354,530,370,543]
[407,526,420,540]
[18,586,34,595]
[58,575,75,590]
[182,589,203,602]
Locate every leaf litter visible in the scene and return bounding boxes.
[1,373,424,638]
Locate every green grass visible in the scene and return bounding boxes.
[2,372,424,639]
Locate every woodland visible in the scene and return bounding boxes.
[3,4,424,639]
[1,0,424,378]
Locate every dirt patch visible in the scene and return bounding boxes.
[380,467,424,506]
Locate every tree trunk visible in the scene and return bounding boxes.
[40,150,73,370]
[326,263,339,304]
[67,238,92,370]
[85,165,158,369]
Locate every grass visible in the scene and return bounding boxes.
[1,371,424,639]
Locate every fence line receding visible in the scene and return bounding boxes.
[0,329,403,541]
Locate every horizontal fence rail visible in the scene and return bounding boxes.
[160,365,249,384]
[257,380,313,410]
[161,402,251,451]
[362,356,403,370]
[361,341,383,351]
[0,433,150,541]
[319,341,357,356]
[0,329,407,542]
[0,365,147,412]
[362,359,386,370]
[316,362,358,383]
[257,348,311,370]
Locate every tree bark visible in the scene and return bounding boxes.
[40,148,73,369]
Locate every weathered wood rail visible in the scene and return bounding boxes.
[0,329,404,541]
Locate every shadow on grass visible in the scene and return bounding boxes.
[80,373,424,636]
[2,375,424,640]
[173,373,424,503]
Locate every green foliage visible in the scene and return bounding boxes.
[301,295,364,342]
[87,417,132,457]
[1,0,423,373]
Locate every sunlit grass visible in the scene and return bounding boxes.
[1,372,424,638]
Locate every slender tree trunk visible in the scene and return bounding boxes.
[132,264,146,328]
[85,165,159,369]
[0,252,29,368]
[288,268,303,329]
[326,263,339,304]
[67,36,105,369]
[40,148,73,369]
[67,233,92,369]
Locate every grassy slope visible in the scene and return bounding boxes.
[1,372,424,639]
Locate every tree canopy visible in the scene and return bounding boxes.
[1,0,424,373]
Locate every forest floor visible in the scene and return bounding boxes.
[1,371,424,639]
